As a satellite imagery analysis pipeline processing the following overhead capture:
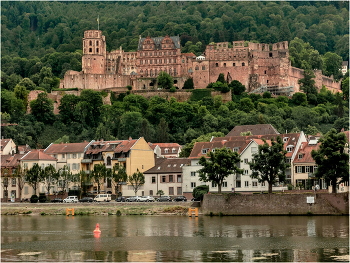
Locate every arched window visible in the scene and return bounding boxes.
[145,69,148,76]
[96,41,99,46]
[155,69,158,76]
[242,62,245,66]
[150,69,153,76]
[169,68,172,75]
[89,41,92,46]
[195,66,199,70]
[107,157,111,166]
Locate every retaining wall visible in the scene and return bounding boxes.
[201,193,349,215]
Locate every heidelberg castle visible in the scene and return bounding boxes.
[60,30,341,95]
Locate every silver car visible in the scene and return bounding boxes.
[63,196,78,203]
[139,196,155,202]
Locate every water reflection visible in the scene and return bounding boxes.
[1,215,348,262]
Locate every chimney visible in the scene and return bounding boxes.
[61,142,63,144]
[101,139,104,142]
[84,140,87,143]
[129,137,132,141]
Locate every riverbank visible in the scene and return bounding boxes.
[0,202,194,216]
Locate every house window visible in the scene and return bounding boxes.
[212,149,215,153]
[306,166,310,173]
[287,147,293,152]
[164,149,168,154]
[244,159,248,164]
[233,148,239,152]
[222,182,227,187]
[283,137,288,143]
[245,181,249,187]
[169,187,174,195]
[107,157,111,165]
[314,166,318,171]
[261,182,265,187]
[191,172,196,177]
[150,190,153,196]
[41,164,45,169]
[202,149,208,154]
[286,158,291,163]
[24,186,28,195]
[12,178,16,186]
[169,175,173,182]
[298,154,303,159]
[62,154,65,159]
[172,148,176,153]
[67,154,70,159]
[191,182,196,188]
[177,187,182,195]
[177,175,182,183]
[236,181,241,188]
[212,182,217,187]
[297,166,302,173]
[152,177,156,183]
[162,176,166,183]
[252,181,258,187]
[244,170,249,175]
[251,147,257,153]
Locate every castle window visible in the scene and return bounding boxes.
[141,60,143,64]
[150,52,152,56]
[169,68,172,75]
[96,48,99,53]
[242,62,245,66]
[202,66,205,70]
[224,63,226,67]
[173,51,176,55]
[145,52,148,56]
[155,69,157,75]
[150,60,152,64]
[169,59,171,63]
[174,59,176,63]
[89,41,92,46]
[174,68,177,75]
[89,48,92,52]
[154,52,157,56]
[182,59,185,63]
[267,80,269,84]
[233,63,235,66]
[265,70,267,74]
[155,59,157,64]
[195,66,199,71]
[159,59,162,63]
[216,63,218,67]
[269,53,272,57]
[96,41,99,46]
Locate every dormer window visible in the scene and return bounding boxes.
[286,145,294,152]
[233,147,239,152]
[202,149,209,154]
[172,148,176,153]
[212,149,215,153]
[164,149,168,154]
[283,137,288,143]
[298,154,303,159]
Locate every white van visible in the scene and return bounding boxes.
[94,194,111,202]
[63,196,78,203]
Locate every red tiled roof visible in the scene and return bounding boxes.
[149,143,182,155]
[226,124,279,137]
[189,140,250,159]
[183,53,196,57]
[144,158,191,174]
[21,151,57,161]
[1,154,25,168]
[294,142,320,164]
[85,139,138,155]
[45,141,91,154]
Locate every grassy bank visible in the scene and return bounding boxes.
[1,202,193,216]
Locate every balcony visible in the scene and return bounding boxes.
[308,173,315,179]
[118,158,126,162]
[84,170,90,175]
[81,159,92,163]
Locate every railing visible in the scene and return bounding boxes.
[81,159,92,163]
[118,158,126,162]
[84,170,90,175]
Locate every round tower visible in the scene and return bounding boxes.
[82,30,106,74]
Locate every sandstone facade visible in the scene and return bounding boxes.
[60,30,341,95]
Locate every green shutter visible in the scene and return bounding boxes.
[295,166,297,173]
[302,166,305,173]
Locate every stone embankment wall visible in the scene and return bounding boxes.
[201,193,349,215]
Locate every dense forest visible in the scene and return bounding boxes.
[1,1,349,151]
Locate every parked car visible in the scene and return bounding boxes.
[51,198,63,203]
[79,197,93,202]
[63,196,78,203]
[115,196,126,202]
[157,196,172,202]
[126,196,139,202]
[173,196,187,202]
[94,194,111,202]
[138,196,155,202]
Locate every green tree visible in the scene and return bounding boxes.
[29,92,55,123]
[192,185,209,201]
[58,165,73,195]
[12,164,27,202]
[14,84,29,110]
[323,52,343,81]
[198,147,243,194]
[128,169,145,196]
[157,117,169,143]
[183,77,194,89]
[291,92,307,106]
[249,137,290,194]
[298,70,318,100]
[216,73,226,84]
[91,163,107,194]
[292,106,318,131]
[279,20,292,42]
[111,163,128,196]
[156,189,164,198]
[25,163,42,196]
[76,170,91,198]
[157,71,173,89]
[304,125,321,136]
[229,80,246,95]
[311,129,349,193]
[341,76,349,101]
[239,98,255,113]
[41,164,58,196]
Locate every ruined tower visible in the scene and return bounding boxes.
[82,30,106,74]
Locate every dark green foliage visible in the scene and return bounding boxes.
[263,92,271,99]
[311,129,349,193]
[193,185,209,201]
[183,78,194,89]
[29,92,55,123]
[157,71,173,89]
[229,80,246,95]
[190,89,211,101]
[198,147,243,194]
[249,137,290,194]
[39,193,47,203]
[30,195,38,203]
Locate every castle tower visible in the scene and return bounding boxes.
[82,30,106,74]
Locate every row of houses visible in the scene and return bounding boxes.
[1,124,349,201]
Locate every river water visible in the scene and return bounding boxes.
[1,215,348,262]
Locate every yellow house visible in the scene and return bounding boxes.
[82,137,155,196]
[1,138,16,155]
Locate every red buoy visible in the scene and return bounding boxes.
[93,223,101,233]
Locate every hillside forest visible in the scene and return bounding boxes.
[1,1,349,154]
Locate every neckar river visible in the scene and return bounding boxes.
[1,215,348,262]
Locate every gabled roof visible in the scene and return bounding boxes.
[293,142,320,164]
[0,139,13,151]
[17,145,31,154]
[21,150,57,161]
[183,52,196,57]
[148,142,182,156]
[85,139,138,155]
[226,124,279,137]
[144,158,190,174]
[1,154,25,168]
[138,36,180,51]
[44,141,91,154]
[189,140,250,159]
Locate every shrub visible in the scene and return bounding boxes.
[307,211,313,216]
[288,184,293,190]
[126,85,132,91]
[116,210,122,216]
[41,212,46,216]
[170,86,176,92]
[193,185,209,201]
[39,193,47,203]
[30,195,39,203]
[219,212,224,217]
[209,212,213,217]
